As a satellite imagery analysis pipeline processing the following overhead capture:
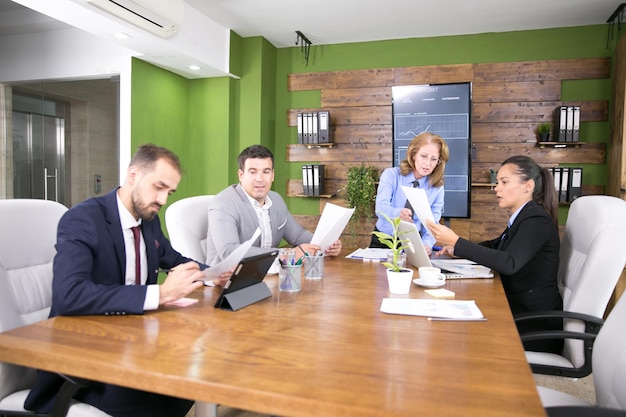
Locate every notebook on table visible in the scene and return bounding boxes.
[398,220,494,279]
[214,250,278,311]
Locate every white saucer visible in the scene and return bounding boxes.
[413,278,446,288]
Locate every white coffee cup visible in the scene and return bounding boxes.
[419,266,446,284]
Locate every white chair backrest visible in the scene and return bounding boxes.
[0,199,67,401]
[558,195,626,367]
[165,195,214,262]
[592,291,626,410]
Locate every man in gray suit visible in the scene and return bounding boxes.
[206,145,342,266]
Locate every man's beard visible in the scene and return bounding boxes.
[131,190,160,222]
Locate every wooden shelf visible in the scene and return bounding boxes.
[471,183,496,187]
[295,193,336,198]
[296,143,334,149]
[536,141,585,149]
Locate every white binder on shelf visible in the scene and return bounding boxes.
[572,106,581,142]
[565,106,574,142]
[312,112,318,144]
[297,113,303,144]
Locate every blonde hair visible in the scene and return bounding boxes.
[399,132,449,187]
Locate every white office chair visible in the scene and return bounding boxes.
[538,290,626,412]
[165,195,215,262]
[516,195,626,378]
[0,199,112,417]
[164,196,218,417]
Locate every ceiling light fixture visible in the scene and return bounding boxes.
[295,30,312,66]
[607,3,626,47]
[112,32,131,39]
[189,65,201,71]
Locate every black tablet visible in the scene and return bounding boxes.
[214,250,278,311]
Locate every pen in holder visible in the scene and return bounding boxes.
[278,248,302,292]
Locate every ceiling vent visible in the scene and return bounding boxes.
[87,0,183,38]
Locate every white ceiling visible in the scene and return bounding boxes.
[1,0,624,78]
[185,0,624,48]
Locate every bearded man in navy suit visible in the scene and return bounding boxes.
[25,143,231,417]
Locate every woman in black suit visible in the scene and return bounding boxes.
[428,155,562,353]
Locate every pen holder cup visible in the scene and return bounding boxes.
[304,254,324,280]
[279,264,302,292]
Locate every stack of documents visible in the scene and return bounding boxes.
[430,259,494,278]
[380,298,484,320]
[345,247,389,260]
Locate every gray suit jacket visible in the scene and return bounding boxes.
[206,184,313,265]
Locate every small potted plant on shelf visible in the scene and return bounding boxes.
[537,123,552,142]
[371,213,413,294]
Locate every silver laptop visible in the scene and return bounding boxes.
[397,220,494,279]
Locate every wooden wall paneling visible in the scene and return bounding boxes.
[287,68,395,91]
[472,122,543,143]
[473,142,606,164]
[286,57,610,250]
[321,87,392,108]
[474,58,611,82]
[472,100,608,123]
[472,81,561,103]
[393,64,474,85]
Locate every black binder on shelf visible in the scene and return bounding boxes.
[568,167,583,201]
[297,113,303,144]
[565,106,575,142]
[572,106,581,142]
[214,251,277,311]
[555,106,567,142]
[312,164,325,196]
[318,111,332,143]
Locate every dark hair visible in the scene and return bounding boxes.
[400,132,450,187]
[129,143,182,174]
[501,155,559,225]
[238,145,274,171]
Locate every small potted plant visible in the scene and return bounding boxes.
[370,213,414,294]
[537,123,552,142]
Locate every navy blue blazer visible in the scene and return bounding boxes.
[25,188,199,413]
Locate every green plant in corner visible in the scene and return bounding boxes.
[370,213,410,272]
[345,164,379,219]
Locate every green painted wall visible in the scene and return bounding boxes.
[131,24,620,224]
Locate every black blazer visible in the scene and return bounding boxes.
[454,201,562,316]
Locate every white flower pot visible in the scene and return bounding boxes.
[386,268,414,295]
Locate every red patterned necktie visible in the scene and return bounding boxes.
[131,226,141,285]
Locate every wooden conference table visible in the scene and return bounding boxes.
[0,254,545,417]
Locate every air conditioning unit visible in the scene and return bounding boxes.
[87,0,183,38]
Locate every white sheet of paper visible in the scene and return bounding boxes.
[203,228,261,280]
[345,247,389,260]
[380,298,484,320]
[401,185,435,235]
[311,203,355,252]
